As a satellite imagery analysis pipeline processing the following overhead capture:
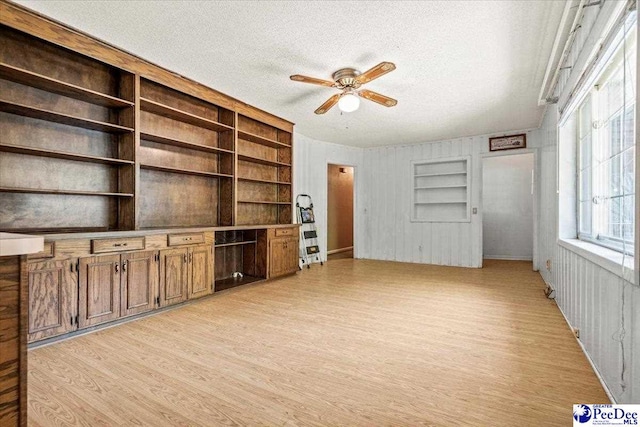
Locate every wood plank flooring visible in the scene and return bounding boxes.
[28,259,608,426]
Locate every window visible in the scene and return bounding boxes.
[577,22,636,255]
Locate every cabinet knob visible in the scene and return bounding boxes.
[122,261,127,272]
[184,254,188,263]
[115,263,119,273]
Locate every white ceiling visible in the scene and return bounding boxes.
[16,0,565,147]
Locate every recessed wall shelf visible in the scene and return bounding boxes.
[411,156,471,222]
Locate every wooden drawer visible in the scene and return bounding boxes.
[274,227,296,237]
[91,237,145,254]
[27,241,55,259]
[168,232,205,246]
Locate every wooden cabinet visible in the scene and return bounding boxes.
[188,245,213,299]
[160,245,213,305]
[79,250,160,327]
[27,259,77,342]
[78,254,121,328]
[269,236,299,279]
[121,251,159,317]
[159,248,189,307]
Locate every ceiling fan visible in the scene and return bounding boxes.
[290,62,397,114]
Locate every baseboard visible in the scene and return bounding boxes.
[327,246,353,255]
[483,255,533,261]
[541,275,618,404]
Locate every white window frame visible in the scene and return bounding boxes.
[576,18,636,256]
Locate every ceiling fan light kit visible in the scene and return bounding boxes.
[338,92,360,113]
[290,61,397,114]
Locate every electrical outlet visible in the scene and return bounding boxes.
[573,328,580,339]
[546,259,551,271]
[472,207,478,214]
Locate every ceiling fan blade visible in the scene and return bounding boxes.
[290,74,336,88]
[314,94,341,114]
[355,62,396,84]
[358,89,397,107]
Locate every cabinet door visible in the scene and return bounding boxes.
[284,237,299,274]
[121,251,159,317]
[269,238,299,279]
[159,248,188,307]
[188,245,213,300]
[27,259,77,342]
[268,239,286,278]
[79,254,121,328]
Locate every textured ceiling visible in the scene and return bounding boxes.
[15,0,565,147]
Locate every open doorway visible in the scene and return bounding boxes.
[482,153,534,262]
[327,164,354,261]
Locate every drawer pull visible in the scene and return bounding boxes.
[114,243,128,247]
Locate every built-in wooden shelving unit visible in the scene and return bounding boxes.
[236,114,292,226]
[411,157,471,222]
[0,18,294,234]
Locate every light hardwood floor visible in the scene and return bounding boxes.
[28,259,608,426]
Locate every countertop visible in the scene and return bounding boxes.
[0,232,44,256]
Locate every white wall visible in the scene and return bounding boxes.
[293,132,363,262]
[482,153,534,260]
[357,130,540,268]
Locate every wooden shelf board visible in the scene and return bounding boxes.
[238,176,291,185]
[0,143,134,166]
[414,185,467,190]
[414,171,466,178]
[0,226,113,234]
[0,100,134,134]
[238,129,290,149]
[414,201,467,205]
[237,200,291,205]
[140,163,233,179]
[237,154,290,167]
[0,186,133,197]
[214,240,257,248]
[140,132,234,155]
[0,62,134,108]
[140,98,233,132]
[215,275,263,292]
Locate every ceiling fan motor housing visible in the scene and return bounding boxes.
[332,68,361,89]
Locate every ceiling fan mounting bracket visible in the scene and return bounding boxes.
[332,68,362,89]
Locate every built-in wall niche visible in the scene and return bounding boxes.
[411,156,471,222]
